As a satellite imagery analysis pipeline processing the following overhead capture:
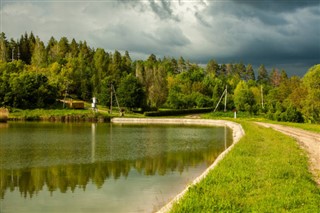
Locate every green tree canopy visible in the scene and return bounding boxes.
[257,64,269,85]
[234,80,256,113]
[116,74,145,109]
[302,64,320,123]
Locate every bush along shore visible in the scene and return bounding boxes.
[8,109,111,122]
[169,121,320,212]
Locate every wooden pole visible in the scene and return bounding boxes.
[112,84,121,115]
[214,88,226,112]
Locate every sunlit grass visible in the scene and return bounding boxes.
[8,105,145,121]
[170,121,320,212]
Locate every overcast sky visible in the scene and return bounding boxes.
[1,0,319,76]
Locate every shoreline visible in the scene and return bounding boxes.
[111,118,245,212]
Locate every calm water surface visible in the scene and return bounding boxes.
[0,122,232,213]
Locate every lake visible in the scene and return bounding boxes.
[0,122,232,213]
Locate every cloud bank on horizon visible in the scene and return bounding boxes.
[1,0,319,75]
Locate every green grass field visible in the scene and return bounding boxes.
[7,101,145,121]
[8,108,109,121]
[170,121,320,212]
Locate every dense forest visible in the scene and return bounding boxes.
[0,32,319,123]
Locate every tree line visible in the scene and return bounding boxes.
[0,32,319,123]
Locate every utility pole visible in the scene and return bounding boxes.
[224,85,227,112]
[109,83,121,115]
[214,86,227,112]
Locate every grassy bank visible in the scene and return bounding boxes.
[202,111,320,133]
[9,108,111,122]
[170,121,320,212]
[8,107,146,122]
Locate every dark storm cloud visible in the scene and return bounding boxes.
[230,0,319,26]
[1,0,319,75]
[234,0,320,12]
[194,11,211,27]
[196,0,320,74]
[148,0,179,21]
[145,26,191,47]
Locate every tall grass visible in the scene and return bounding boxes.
[170,121,320,212]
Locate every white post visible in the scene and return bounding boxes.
[92,97,97,112]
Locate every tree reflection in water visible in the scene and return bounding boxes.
[0,122,232,199]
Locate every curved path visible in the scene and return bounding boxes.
[255,122,320,185]
[111,118,245,212]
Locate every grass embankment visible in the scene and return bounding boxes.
[8,105,146,122]
[9,108,110,122]
[170,121,320,212]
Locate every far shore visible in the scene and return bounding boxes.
[111,117,245,212]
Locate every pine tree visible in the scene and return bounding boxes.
[57,37,69,62]
[124,51,132,73]
[234,62,246,79]
[280,69,288,81]
[19,33,30,63]
[257,64,269,85]
[31,37,47,67]
[246,64,255,81]
[28,32,36,57]
[270,68,281,87]
[47,36,58,63]
[69,38,79,58]
[206,59,219,76]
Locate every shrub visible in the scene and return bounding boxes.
[144,108,213,116]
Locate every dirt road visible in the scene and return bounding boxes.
[255,122,320,185]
